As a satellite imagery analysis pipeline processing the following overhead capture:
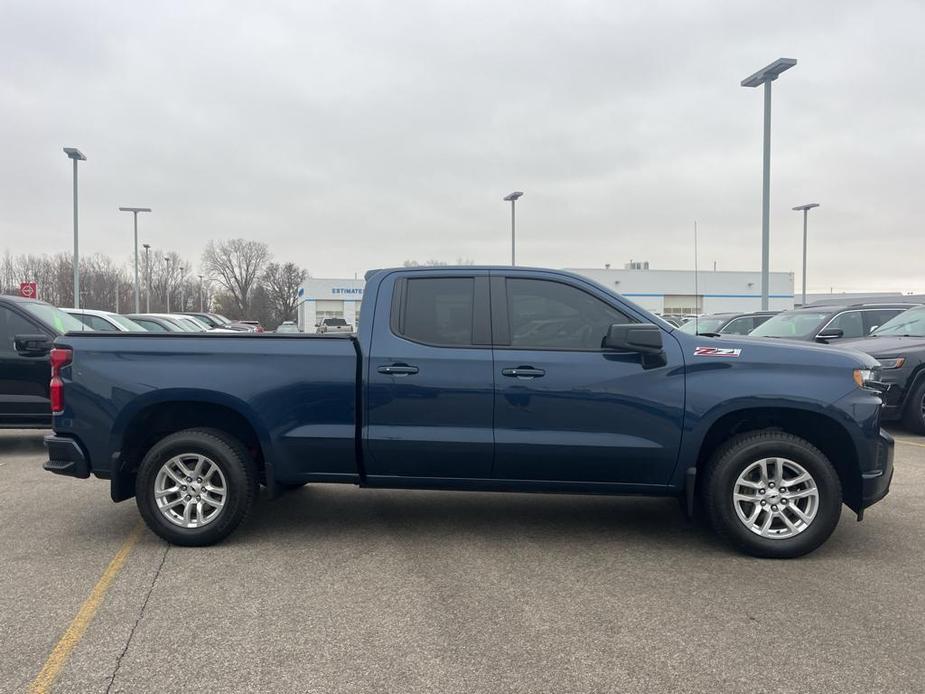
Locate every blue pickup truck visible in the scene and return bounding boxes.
[42,267,894,557]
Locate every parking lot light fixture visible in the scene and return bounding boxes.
[143,244,151,311]
[792,202,820,306]
[741,58,797,310]
[119,207,152,313]
[503,191,524,266]
[63,148,87,308]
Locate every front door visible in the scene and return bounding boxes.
[0,304,52,425]
[490,274,684,486]
[365,273,495,479]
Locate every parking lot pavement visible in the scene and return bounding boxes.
[1,430,923,694]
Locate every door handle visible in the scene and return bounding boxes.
[501,366,545,379]
[378,363,419,376]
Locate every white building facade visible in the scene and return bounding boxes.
[567,267,795,315]
[297,278,365,330]
[297,266,794,329]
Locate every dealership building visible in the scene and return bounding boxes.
[297,263,794,329]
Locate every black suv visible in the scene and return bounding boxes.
[748,303,919,343]
[0,295,86,428]
[838,306,925,433]
[678,311,777,336]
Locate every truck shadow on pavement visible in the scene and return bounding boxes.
[237,485,725,554]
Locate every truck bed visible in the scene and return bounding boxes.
[53,332,360,493]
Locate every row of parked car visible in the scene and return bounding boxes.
[59,309,269,334]
[660,301,925,433]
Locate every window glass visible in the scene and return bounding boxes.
[750,311,829,339]
[719,317,754,335]
[824,311,864,338]
[135,319,168,332]
[88,315,117,331]
[109,314,146,331]
[507,279,632,350]
[863,309,905,335]
[0,306,43,351]
[401,277,474,345]
[20,302,86,333]
[872,307,925,337]
[679,317,727,334]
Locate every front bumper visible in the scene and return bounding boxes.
[43,435,90,479]
[860,428,894,513]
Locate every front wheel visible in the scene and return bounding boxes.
[703,432,843,558]
[135,428,258,546]
[901,380,925,435]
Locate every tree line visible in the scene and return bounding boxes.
[1,239,308,329]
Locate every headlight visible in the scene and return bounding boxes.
[876,357,906,370]
[853,368,879,388]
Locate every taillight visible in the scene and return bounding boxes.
[50,347,72,414]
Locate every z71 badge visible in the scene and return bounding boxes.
[694,346,742,357]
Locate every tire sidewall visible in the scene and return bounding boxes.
[708,436,842,558]
[136,430,255,546]
[903,380,925,434]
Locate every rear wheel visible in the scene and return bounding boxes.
[703,432,842,558]
[901,380,925,435]
[135,428,258,546]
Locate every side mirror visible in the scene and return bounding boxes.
[815,328,844,342]
[604,323,663,353]
[14,334,53,357]
[869,325,879,334]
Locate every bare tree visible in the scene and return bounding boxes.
[202,239,271,317]
[262,262,307,327]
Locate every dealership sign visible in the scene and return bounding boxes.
[19,281,37,299]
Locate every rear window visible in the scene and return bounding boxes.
[398,277,474,346]
[325,318,348,326]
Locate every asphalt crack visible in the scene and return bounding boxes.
[104,542,170,693]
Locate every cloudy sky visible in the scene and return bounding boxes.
[2,0,923,292]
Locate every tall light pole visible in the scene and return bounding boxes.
[165,256,172,312]
[63,148,86,308]
[143,244,151,311]
[198,274,204,312]
[503,191,524,265]
[741,58,797,310]
[792,203,820,306]
[118,207,151,312]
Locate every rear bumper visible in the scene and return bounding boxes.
[860,428,894,510]
[43,435,90,479]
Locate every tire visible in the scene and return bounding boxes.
[901,379,925,435]
[702,431,842,558]
[135,428,258,546]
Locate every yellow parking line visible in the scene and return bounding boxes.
[895,438,925,449]
[28,522,145,694]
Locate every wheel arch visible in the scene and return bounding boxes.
[110,390,272,502]
[687,405,862,511]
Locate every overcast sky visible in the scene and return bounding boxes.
[2,0,923,292]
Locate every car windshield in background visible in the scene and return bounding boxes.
[325,318,348,326]
[749,311,830,339]
[872,307,925,337]
[109,314,146,331]
[678,317,727,334]
[20,302,87,333]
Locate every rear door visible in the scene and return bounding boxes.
[365,272,495,479]
[0,304,52,424]
[490,273,684,486]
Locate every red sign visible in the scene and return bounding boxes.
[20,281,37,299]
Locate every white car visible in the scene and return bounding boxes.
[63,308,146,332]
[316,317,353,334]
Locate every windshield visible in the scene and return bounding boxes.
[325,318,348,326]
[750,311,830,339]
[21,302,87,333]
[108,314,146,331]
[678,317,727,334]
[872,307,925,336]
